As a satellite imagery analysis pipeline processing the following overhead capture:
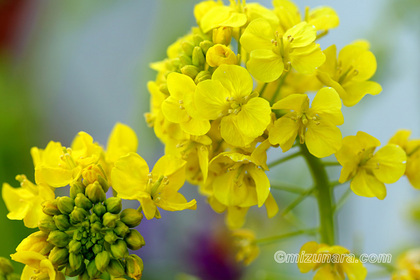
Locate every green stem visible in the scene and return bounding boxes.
[259,83,268,98]
[270,182,307,194]
[333,188,353,213]
[322,161,341,166]
[270,71,289,105]
[300,144,335,245]
[282,187,315,216]
[267,150,301,169]
[256,228,318,245]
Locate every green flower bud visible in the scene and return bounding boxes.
[87,260,100,278]
[90,221,102,233]
[57,196,75,214]
[92,244,103,255]
[102,212,118,228]
[92,203,106,217]
[95,251,110,272]
[85,240,94,250]
[107,259,125,277]
[179,54,192,67]
[42,200,61,216]
[97,175,109,192]
[192,46,205,66]
[70,207,88,224]
[89,213,100,224]
[181,65,200,79]
[159,83,169,95]
[114,220,130,237]
[6,274,20,280]
[54,214,70,231]
[0,257,14,275]
[104,231,118,244]
[69,253,83,271]
[40,243,55,256]
[74,193,92,210]
[85,182,106,203]
[199,40,214,54]
[193,34,204,46]
[47,230,70,247]
[105,197,122,214]
[126,254,144,280]
[194,70,212,84]
[78,272,90,280]
[49,247,69,266]
[65,261,85,277]
[110,239,128,259]
[120,208,143,228]
[124,229,145,250]
[73,229,83,241]
[69,240,82,254]
[70,181,85,199]
[38,216,58,232]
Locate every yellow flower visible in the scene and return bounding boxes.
[392,249,420,280]
[298,241,367,280]
[2,175,54,228]
[111,153,197,220]
[206,44,237,67]
[232,229,260,265]
[241,19,325,82]
[336,131,406,200]
[106,122,138,165]
[273,0,339,34]
[161,72,210,136]
[193,64,271,147]
[389,129,420,189]
[11,251,60,280]
[317,42,382,106]
[269,87,343,158]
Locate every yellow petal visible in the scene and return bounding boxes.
[212,64,253,99]
[338,45,377,82]
[290,43,326,74]
[213,172,248,206]
[247,49,284,83]
[308,7,340,31]
[162,96,190,123]
[407,156,420,189]
[195,80,229,120]
[139,196,157,220]
[342,257,368,280]
[368,144,406,184]
[197,146,209,183]
[156,189,197,212]
[2,183,31,221]
[283,22,316,49]
[200,6,247,33]
[273,0,301,32]
[180,118,211,136]
[264,193,279,218]
[342,81,382,107]
[310,87,343,125]
[388,129,411,149]
[298,241,320,273]
[226,206,248,229]
[167,72,196,100]
[245,3,279,28]
[111,153,149,199]
[306,120,342,158]
[106,123,138,164]
[220,114,255,147]
[240,18,274,53]
[235,97,271,139]
[206,44,237,67]
[351,168,387,200]
[272,93,309,111]
[247,166,270,207]
[313,265,337,280]
[11,251,45,269]
[153,155,186,178]
[34,167,75,188]
[318,45,337,77]
[268,116,299,152]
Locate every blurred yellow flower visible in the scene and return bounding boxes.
[232,229,260,265]
[392,249,420,280]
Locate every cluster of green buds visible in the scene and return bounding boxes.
[38,176,145,279]
[0,258,19,280]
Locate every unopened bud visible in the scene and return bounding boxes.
[49,247,69,266]
[90,221,102,234]
[75,193,92,210]
[69,181,85,199]
[69,240,82,254]
[69,253,83,271]
[86,182,106,203]
[78,272,90,280]
[92,203,106,217]
[57,196,75,214]
[124,229,145,250]
[114,221,130,237]
[194,70,212,84]
[103,212,118,228]
[87,260,100,278]
[159,83,169,95]
[53,215,70,231]
[0,257,14,275]
[107,259,125,277]
[47,230,70,248]
[89,213,100,224]
[92,244,103,255]
[126,254,144,280]
[181,65,200,79]
[65,261,85,277]
[104,231,118,244]
[6,274,20,280]
[42,200,61,216]
[179,54,192,67]
[181,41,195,56]
[192,46,205,66]
[70,207,88,224]
[199,40,214,54]
[95,251,110,272]
[105,197,122,214]
[98,175,109,192]
[212,26,232,45]
[82,164,106,185]
[193,34,204,46]
[38,216,58,232]
[206,44,237,67]
[120,209,143,228]
[110,240,128,259]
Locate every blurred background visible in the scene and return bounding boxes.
[0,0,419,279]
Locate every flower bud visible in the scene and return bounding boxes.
[42,200,61,216]
[73,229,83,241]
[212,26,232,45]
[159,83,169,95]
[97,175,109,192]
[199,40,214,54]
[114,221,130,237]
[69,181,85,199]
[126,255,144,280]
[70,207,88,224]
[82,164,105,185]
[92,244,103,255]
[74,193,92,210]
[57,196,75,214]
[69,253,83,271]
[69,240,82,254]
[90,221,102,234]
[193,34,204,46]
[92,203,106,217]
[54,214,70,231]
[87,260,100,278]
[104,231,118,244]
[192,46,205,66]
[110,240,128,259]
[179,54,192,67]
[105,197,122,214]
[86,182,106,203]
[38,216,58,232]
[107,259,125,277]
[95,251,110,272]
[120,208,143,228]
[194,70,212,84]
[181,65,200,79]
[0,257,14,275]
[65,261,85,277]
[78,272,90,280]
[49,247,69,266]
[6,274,20,280]
[181,41,195,56]
[124,229,145,250]
[102,212,118,228]
[47,230,70,248]
[206,44,237,67]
